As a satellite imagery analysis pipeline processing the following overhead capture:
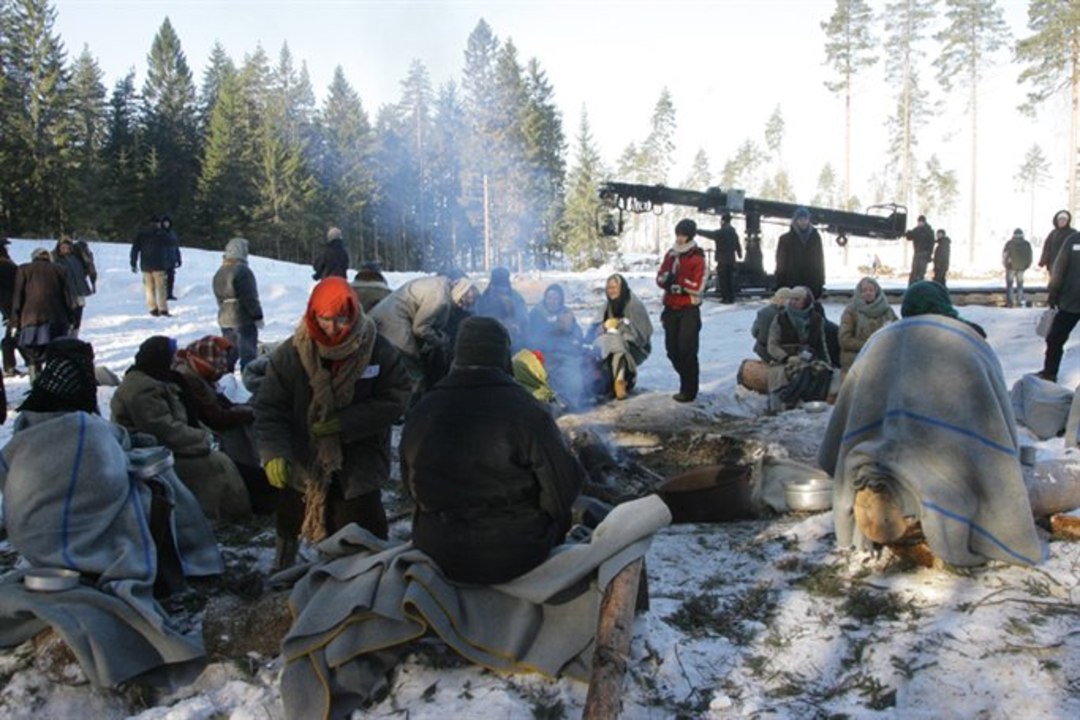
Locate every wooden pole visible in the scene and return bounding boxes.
[582,558,643,720]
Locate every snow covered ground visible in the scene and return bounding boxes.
[0,238,1078,719]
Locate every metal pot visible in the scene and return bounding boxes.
[784,477,834,512]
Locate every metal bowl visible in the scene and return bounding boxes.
[24,568,80,592]
[802,401,829,414]
[784,478,834,512]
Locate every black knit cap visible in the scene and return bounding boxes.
[453,316,511,372]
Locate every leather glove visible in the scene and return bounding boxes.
[311,415,342,437]
[255,319,265,330]
[603,318,620,331]
[265,457,290,489]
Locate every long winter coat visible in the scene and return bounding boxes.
[400,367,585,584]
[213,259,263,329]
[1039,211,1074,270]
[312,238,350,280]
[110,369,250,519]
[1003,237,1033,271]
[253,333,411,498]
[1049,231,1080,314]
[838,301,898,371]
[12,257,73,329]
[0,256,16,319]
[714,224,743,266]
[774,227,826,299]
[370,275,455,359]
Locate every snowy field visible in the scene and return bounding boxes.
[0,238,1078,719]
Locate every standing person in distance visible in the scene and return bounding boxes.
[213,237,264,370]
[0,238,27,377]
[932,228,951,286]
[52,237,94,338]
[712,212,742,304]
[12,248,75,380]
[130,216,172,317]
[1039,210,1074,274]
[774,207,825,300]
[1002,228,1033,308]
[1037,228,1080,384]
[904,215,935,286]
[313,226,350,280]
[160,216,181,300]
[656,218,706,403]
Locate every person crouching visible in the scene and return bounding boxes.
[254,277,411,570]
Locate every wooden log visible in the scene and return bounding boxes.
[1050,513,1080,541]
[737,358,770,393]
[582,558,644,720]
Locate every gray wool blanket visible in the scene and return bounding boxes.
[281,494,672,720]
[0,411,224,688]
[818,316,1047,567]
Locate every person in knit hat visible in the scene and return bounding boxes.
[475,266,529,352]
[213,237,264,369]
[370,273,479,401]
[1038,210,1073,272]
[312,226,350,280]
[656,219,706,402]
[111,335,252,521]
[775,207,826,299]
[254,277,411,569]
[1003,228,1033,308]
[350,262,391,313]
[172,336,276,515]
[400,316,585,584]
[18,337,99,416]
[837,277,897,374]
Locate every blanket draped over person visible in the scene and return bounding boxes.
[0,410,223,687]
[818,314,1047,566]
[279,495,671,720]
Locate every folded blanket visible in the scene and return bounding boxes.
[818,316,1046,566]
[281,494,672,720]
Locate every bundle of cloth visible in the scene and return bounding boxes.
[280,494,671,720]
[818,313,1047,566]
[0,338,224,688]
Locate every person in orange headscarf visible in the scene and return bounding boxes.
[254,277,412,569]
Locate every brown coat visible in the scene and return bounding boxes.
[173,363,254,431]
[838,304,897,371]
[12,257,74,328]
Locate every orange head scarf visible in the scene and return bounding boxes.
[304,277,362,347]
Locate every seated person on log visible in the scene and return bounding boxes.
[818,280,1045,567]
[837,276,897,377]
[111,335,252,521]
[585,273,652,401]
[751,287,791,362]
[474,266,530,353]
[172,335,278,516]
[400,316,585,584]
[766,286,833,410]
[1,338,222,599]
[528,282,590,409]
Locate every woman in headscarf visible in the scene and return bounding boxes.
[527,283,588,408]
[173,335,276,515]
[901,280,986,338]
[111,335,251,521]
[838,277,898,373]
[766,286,832,411]
[588,273,653,400]
[254,277,411,570]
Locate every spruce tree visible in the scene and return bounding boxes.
[1015,0,1080,215]
[430,81,469,268]
[66,44,107,234]
[520,57,565,267]
[821,0,877,206]
[195,66,254,243]
[934,0,1010,263]
[1014,143,1051,236]
[460,19,500,268]
[198,41,233,136]
[101,70,142,238]
[563,107,612,269]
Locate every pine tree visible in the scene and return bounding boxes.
[812,163,840,208]
[821,0,877,206]
[563,106,612,270]
[883,0,936,212]
[397,59,436,267]
[1015,0,1080,215]
[198,41,233,135]
[638,88,676,184]
[0,0,70,234]
[916,154,959,217]
[683,149,711,189]
[1014,143,1052,236]
[520,57,566,267]
[195,65,254,243]
[460,19,501,268]
[66,44,107,234]
[430,81,469,268]
[370,103,413,269]
[100,70,143,238]
[934,0,1010,264]
[141,17,198,223]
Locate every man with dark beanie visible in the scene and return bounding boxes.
[400,315,584,584]
[656,218,706,402]
[255,277,411,570]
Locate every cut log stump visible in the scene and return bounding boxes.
[737,359,769,394]
[582,558,644,720]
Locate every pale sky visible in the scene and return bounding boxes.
[52,0,1069,259]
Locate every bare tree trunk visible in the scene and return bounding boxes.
[969,75,979,267]
[1070,44,1079,216]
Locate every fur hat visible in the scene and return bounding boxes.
[451,277,477,306]
[224,237,249,261]
[771,287,793,305]
[674,219,697,239]
[326,226,343,242]
[454,316,511,371]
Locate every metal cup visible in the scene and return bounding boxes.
[1019,445,1037,467]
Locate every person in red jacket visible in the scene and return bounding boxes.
[656,218,707,402]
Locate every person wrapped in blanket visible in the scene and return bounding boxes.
[527,283,591,409]
[765,285,833,411]
[818,280,1045,567]
[585,273,652,401]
